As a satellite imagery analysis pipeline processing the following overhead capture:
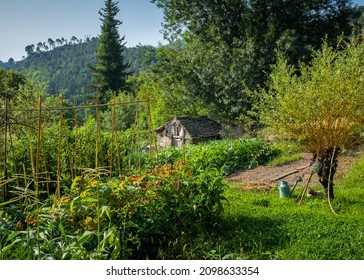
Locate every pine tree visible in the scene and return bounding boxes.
[90,0,129,103]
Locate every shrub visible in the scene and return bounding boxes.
[260,36,364,198]
[0,160,226,260]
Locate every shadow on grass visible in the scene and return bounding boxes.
[209,214,286,259]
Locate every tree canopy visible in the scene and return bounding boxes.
[150,0,361,123]
[0,68,26,98]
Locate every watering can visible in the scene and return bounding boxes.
[278,177,303,198]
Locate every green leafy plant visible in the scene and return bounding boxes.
[260,36,364,199]
[156,138,277,175]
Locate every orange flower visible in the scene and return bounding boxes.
[128,175,143,183]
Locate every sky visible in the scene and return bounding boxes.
[1,0,364,62]
[0,0,166,61]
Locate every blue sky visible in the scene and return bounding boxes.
[1,0,364,61]
[0,0,166,61]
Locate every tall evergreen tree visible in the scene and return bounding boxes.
[90,0,129,103]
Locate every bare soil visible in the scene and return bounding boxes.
[226,152,361,191]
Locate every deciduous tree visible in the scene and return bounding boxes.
[260,36,364,199]
[151,0,360,123]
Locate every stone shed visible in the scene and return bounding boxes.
[155,116,222,148]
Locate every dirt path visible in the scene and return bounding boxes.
[226,152,361,191]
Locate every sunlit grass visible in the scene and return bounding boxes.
[267,140,305,166]
[170,154,364,260]
[267,153,303,166]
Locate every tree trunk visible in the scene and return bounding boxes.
[313,147,340,200]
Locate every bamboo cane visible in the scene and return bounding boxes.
[146,96,158,167]
[296,170,314,205]
[28,129,35,178]
[95,91,99,169]
[136,100,141,173]
[2,96,8,202]
[35,95,42,198]
[8,118,20,190]
[128,102,137,171]
[74,96,79,177]
[41,135,50,197]
[56,95,63,200]
[110,93,116,174]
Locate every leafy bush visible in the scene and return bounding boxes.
[0,161,226,260]
[156,138,278,175]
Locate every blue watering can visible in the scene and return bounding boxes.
[278,177,303,198]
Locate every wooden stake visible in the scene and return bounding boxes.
[296,170,314,205]
[74,96,79,177]
[146,96,158,166]
[35,95,42,198]
[28,129,35,178]
[95,91,99,169]
[2,95,8,202]
[56,95,63,200]
[41,138,50,196]
[136,100,141,172]
[110,93,116,174]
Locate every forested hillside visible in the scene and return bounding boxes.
[0,37,157,98]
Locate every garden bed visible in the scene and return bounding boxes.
[226,151,362,191]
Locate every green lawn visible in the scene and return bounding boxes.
[171,155,364,260]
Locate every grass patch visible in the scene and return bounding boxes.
[167,154,364,260]
[267,153,303,166]
[267,141,305,166]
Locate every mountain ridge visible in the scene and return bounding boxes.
[0,37,158,98]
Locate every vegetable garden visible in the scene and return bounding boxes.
[1,34,364,259]
[0,94,281,260]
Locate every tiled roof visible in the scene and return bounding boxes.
[156,116,222,139]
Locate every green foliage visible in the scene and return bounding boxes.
[156,138,278,175]
[259,35,364,198]
[267,153,303,167]
[100,93,136,131]
[267,141,304,166]
[7,112,139,196]
[1,38,157,100]
[15,38,99,99]
[0,69,38,133]
[164,154,364,260]
[0,68,26,96]
[90,0,129,103]
[260,36,364,152]
[143,33,255,122]
[0,161,226,259]
[151,0,360,123]
[135,47,210,126]
[2,115,362,260]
